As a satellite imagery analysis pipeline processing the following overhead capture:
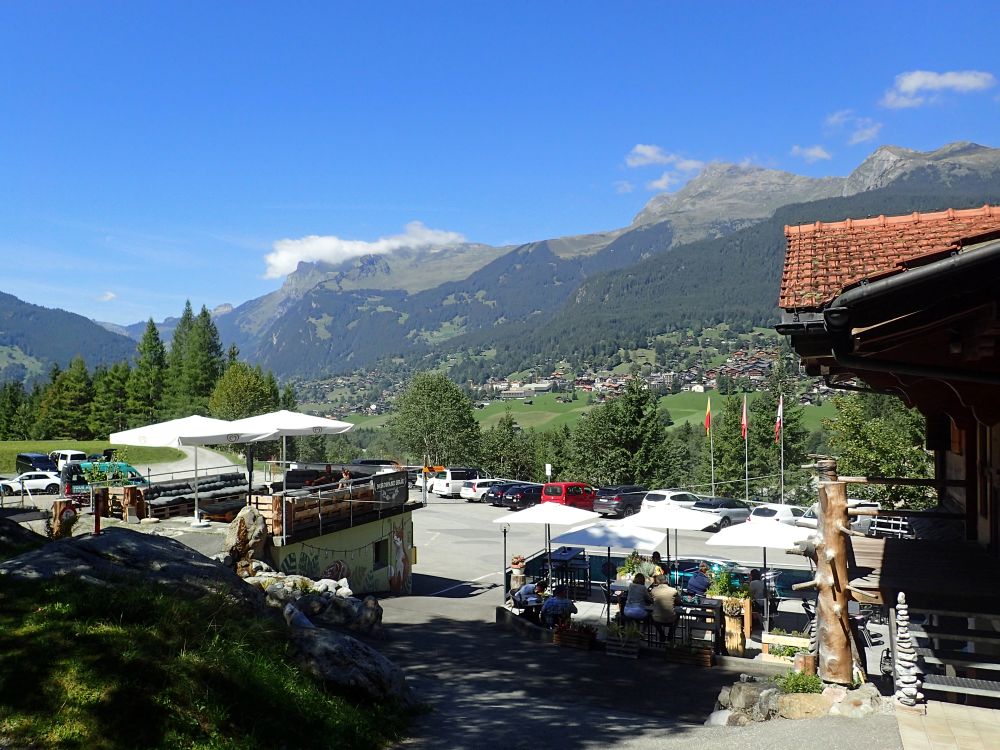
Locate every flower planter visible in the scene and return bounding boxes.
[662,647,714,667]
[605,641,640,659]
[553,630,595,650]
[761,631,811,664]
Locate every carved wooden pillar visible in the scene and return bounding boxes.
[815,480,853,684]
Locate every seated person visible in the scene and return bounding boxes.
[513,580,547,608]
[306,465,335,487]
[650,574,679,642]
[623,572,652,621]
[338,468,353,488]
[685,562,712,597]
[749,568,766,611]
[539,584,578,627]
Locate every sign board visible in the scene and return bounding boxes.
[545,463,552,479]
[373,471,408,509]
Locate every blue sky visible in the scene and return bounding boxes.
[2,2,998,326]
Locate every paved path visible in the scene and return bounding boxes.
[372,494,903,749]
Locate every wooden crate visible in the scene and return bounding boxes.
[553,631,595,650]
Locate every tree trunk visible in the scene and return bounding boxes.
[816,480,853,685]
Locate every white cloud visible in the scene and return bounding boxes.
[791,144,832,163]
[881,69,997,108]
[625,144,704,172]
[626,144,673,167]
[264,221,466,279]
[848,118,882,144]
[646,172,681,191]
[99,291,117,302]
[824,109,883,145]
[613,180,635,194]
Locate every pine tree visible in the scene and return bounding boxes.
[181,306,225,414]
[127,319,167,427]
[163,301,195,417]
[280,383,298,411]
[0,381,26,440]
[35,357,94,439]
[90,362,132,437]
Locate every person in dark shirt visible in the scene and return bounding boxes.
[686,562,712,597]
[540,584,578,627]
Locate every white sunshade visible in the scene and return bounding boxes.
[492,502,600,526]
[551,521,665,552]
[705,519,812,549]
[110,415,271,447]
[227,409,353,438]
[624,503,719,532]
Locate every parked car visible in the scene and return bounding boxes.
[460,478,503,502]
[799,499,880,533]
[541,481,597,511]
[691,496,751,529]
[431,467,490,497]
[593,485,648,517]
[60,462,91,500]
[0,471,61,496]
[15,452,59,475]
[484,481,524,506]
[502,484,543,511]
[48,449,87,472]
[748,503,807,524]
[78,461,149,487]
[640,489,701,512]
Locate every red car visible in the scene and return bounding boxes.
[541,481,597,511]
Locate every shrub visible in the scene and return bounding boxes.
[774,670,823,694]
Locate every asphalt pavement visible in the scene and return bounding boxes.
[375,491,902,750]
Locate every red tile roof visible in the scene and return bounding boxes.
[779,205,1000,310]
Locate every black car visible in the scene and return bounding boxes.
[502,484,543,511]
[592,485,648,517]
[484,481,523,506]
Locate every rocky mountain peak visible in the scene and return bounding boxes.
[843,141,999,194]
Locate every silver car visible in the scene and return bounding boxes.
[691,496,751,529]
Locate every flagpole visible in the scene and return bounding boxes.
[743,395,749,503]
[777,394,785,504]
[710,427,716,496]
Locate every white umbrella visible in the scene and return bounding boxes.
[623,504,718,584]
[227,410,353,482]
[552,521,667,624]
[705,521,813,627]
[493,503,600,602]
[110,415,271,526]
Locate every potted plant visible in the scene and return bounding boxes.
[661,640,714,667]
[552,620,597,650]
[606,620,642,659]
[707,568,751,653]
[510,554,525,571]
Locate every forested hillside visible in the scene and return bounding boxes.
[444,180,1000,377]
[0,292,137,384]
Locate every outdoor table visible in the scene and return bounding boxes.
[549,546,584,562]
[676,597,724,653]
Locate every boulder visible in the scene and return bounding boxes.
[295,593,331,617]
[314,596,362,627]
[287,628,414,707]
[822,685,848,704]
[355,596,384,638]
[225,507,269,561]
[776,693,833,720]
[727,712,750,727]
[284,603,316,629]
[704,709,730,726]
[716,685,731,709]
[729,681,769,710]
[265,582,302,609]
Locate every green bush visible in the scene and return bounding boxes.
[774,670,824,694]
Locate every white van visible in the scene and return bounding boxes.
[431,467,490,497]
[49,449,87,472]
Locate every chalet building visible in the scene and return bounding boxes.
[777,205,1000,702]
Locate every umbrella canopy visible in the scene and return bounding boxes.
[492,503,600,526]
[624,504,719,532]
[551,521,665,552]
[704,520,811,550]
[110,415,267,447]
[226,409,353,438]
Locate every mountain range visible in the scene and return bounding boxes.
[2,142,999,384]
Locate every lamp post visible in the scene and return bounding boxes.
[502,523,509,605]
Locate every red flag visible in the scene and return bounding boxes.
[740,395,748,440]
[705,397,712,435]
[775,394,784,444]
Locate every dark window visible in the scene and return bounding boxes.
[753,508,778,517]
[373,539,389,569]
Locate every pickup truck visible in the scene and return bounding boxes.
[592,485,648,517]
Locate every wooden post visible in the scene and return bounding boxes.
[815,479,853,685]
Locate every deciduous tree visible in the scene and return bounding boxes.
[387,372,480,465]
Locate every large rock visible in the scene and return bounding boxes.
[776,693,833,720]
[729,681,769,710]
[225,507,269,562]
[829,683,882,719]
[287,627,414,706]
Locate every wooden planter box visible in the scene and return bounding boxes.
[605,641,640,659]
[761,631,811,664]
[552,630,595,650]
[662,646,714,667]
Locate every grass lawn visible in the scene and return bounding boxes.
[0,441,184,475]
[0,573,409,750]
[339,390,837,436]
